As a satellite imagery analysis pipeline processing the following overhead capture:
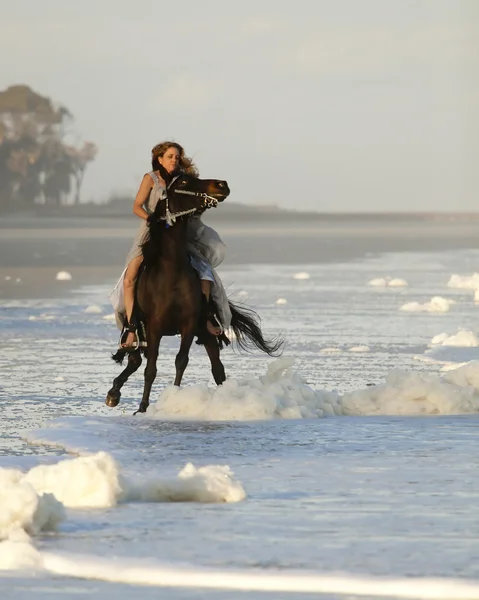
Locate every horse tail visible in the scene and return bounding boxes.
[229,301,284,357]
[111,348,128,365]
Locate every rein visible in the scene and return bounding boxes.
[159,176,219,227]
[174,188,219,207]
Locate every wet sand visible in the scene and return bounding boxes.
[1,216,479,300]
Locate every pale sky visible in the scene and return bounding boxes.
[2,0,478,212]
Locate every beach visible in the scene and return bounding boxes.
[2,215,479,599]
[2,215,479,299]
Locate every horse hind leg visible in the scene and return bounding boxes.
[174,331,195,387]
[106,350,142,407]
[204,338,226,385]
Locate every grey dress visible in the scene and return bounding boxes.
[110,171,232,329]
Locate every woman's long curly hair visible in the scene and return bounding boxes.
[151,141,199,177]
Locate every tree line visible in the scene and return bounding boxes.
[0,85,97,213]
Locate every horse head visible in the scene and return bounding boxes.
[153,174,230,225]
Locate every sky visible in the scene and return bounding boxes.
[2,0,478,212]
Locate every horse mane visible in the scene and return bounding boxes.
[140,171,210,267]
[140,169,196,267]
[140,215,163,267]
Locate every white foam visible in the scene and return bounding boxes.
[102,313,116,321]
[447,272,479,290]
[55,271,72,281]
[341,367,479,416]
[84,304,103,314]
[27,313,55,321]
[443,360,479,390]
[4,275,11,281]
[0,539,43,570]
[320,347,342,354]
[348,345,370,353]
[4,451,245,512]
[147,358,342,420]
[22,452,121,509]
[387,278,408,287]
[275,298,288,305]
[123,463,245,504]
[440,362,469,372]
[368,277,388,286]
[400,296,455,313]
[430,330,479,347]
[142,357,479,418]
[21,552,479,598]
[0,468,64,541]
[368,277,408,287]
[292,272,310,280]
[2,541,479,598]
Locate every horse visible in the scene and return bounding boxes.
[106,173,284,414]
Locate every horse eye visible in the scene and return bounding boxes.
[181,179,188,185]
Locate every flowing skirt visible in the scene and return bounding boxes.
[109,217,232,330]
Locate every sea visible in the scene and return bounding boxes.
[1,246,479,599]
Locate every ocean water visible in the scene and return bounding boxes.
[1,248,479,599]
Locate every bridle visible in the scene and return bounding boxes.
[159,175,220,226]
[173,188,219,208]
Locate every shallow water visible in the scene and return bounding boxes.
[1,249,479,599]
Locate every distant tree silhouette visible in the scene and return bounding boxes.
[0,85,97,212]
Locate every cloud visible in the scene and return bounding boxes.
[149,73,223,111]
[292,23,479,78]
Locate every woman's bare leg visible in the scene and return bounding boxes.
[200,279,222,336]
[122,256,143,347]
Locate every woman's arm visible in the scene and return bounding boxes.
[132,174,154,220]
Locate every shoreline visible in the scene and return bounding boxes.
[0,266,117,300]
[2,218,479,300]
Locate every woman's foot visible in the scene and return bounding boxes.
[120,324,138,349]
[121,330,137,347]
[206,319,222,336]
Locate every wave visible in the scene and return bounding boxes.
[1,543,479,599]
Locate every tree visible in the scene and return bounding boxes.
[0,85,97,212]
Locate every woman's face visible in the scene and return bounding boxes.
[158,147,181,174]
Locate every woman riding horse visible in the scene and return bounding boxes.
[107,142,283,413]
[110,141,230,347]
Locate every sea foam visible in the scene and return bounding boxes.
[146,358,342,420]
[447,273,479,290]
[4,550,479,599]
[0,468,64,541]
[146,358,479,419]
[400,296,455,313]
[430,330,479,347]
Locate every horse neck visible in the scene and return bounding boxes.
[157,218,190,268]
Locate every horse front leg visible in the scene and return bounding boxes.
[174,331,195,386]
[204,337,226,385]
[135,334,162,414]
[106,350,142,407]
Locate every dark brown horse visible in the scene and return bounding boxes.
[106,173,283,414]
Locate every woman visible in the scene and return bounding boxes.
[110,141,231,348]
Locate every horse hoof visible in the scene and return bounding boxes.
[106,390,121,407]
[133,406,147,415]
